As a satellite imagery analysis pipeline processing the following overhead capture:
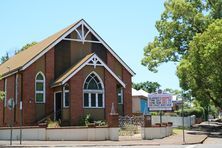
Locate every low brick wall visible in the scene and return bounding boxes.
[141,126,173,140]
[0,126,119,141]
[152,115,196,127]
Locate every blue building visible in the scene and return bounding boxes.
[132,88,148,114]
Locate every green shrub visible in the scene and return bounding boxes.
[151,112,159,116]
[78,114,94,126]
[94,120,107,126]
[175,107,203,118]
[47,118,60,128]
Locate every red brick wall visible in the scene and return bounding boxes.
[0,80,3,126]
[69,70,84,125]
[22,62,36,125]
[104,70,118,118]
[106,51,132,116]
[4,75,15,125]
[45,48,55,115]
[21,48,54,125]
[69,67,120,125]
[107,52,115,72]
[122,68,132,116]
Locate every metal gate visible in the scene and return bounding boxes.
[119,115,144,137]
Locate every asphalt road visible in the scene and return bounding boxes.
[69,145,222,148]
[1,136,222,148]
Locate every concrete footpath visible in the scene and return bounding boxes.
[0,130,208,147]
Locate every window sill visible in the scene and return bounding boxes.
[35,102,45,104]
[83,107,104,109]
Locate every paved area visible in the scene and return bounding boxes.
[0,130,207,147]
[203,136,222,144]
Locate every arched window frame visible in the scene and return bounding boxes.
[35,72,45,103]
[83,71,104,108]
[63,83,70,108]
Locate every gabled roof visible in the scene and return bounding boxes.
[0,19,135,78]
[52,53,126,88]
[132,88,148,98]
[0,20,82,77]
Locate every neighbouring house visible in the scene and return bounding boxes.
[0,19,135,126]
[132,88,148,114]
[172,95,182,111]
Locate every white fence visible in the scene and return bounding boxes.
[0,127,119,141]
[151,115,196,127]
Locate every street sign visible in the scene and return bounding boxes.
[148,93,173,111]
[7,98,15,110]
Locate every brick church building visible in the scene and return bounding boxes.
[0,19,135,126]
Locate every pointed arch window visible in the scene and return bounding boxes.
[35,72,45,103]
[83,72,104,108]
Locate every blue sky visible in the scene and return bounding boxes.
[0,0,180,90]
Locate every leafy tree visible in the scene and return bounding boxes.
[142,0,222,72]
[1,42,37,64]
[132,81,160,93]
[164,88,181,95]
[15,41,37,54]
[177,20,222,110]
[1,52,9,64]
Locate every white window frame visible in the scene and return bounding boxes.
[83,72,104,108]
[63,84,69,108]
[4,79,7,107]
[35,72,45,103]
[118,88,123,104]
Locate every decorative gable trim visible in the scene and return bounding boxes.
[53,54,126,88]
[21,19,135,76]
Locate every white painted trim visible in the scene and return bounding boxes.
[63,38,101,44]
[82,20,135,76]
[83,71,105,108]
[20,19,135,76]
[118,87,123,104]
[62,54,126,88]
[84,30,90,39]
[35,71,46,103]
[75,29,82,40]
[21,20,83,71]
[61,56,93,85]
[1,70,18,79]
[63,84,69,108]
[54,91,62,120]
[81,23,84,43]
[86,63,103,66]
[95,55,126,88]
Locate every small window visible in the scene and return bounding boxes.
[117,87,123,104]
[35,72,45,103]
[84,93,89,107]
[98,94,103,107]
[91,93,96,107]
[63,84,69,108]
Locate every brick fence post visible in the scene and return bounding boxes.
[108,103,119,127]
[143,115,152,127]
[108,103,119,140]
